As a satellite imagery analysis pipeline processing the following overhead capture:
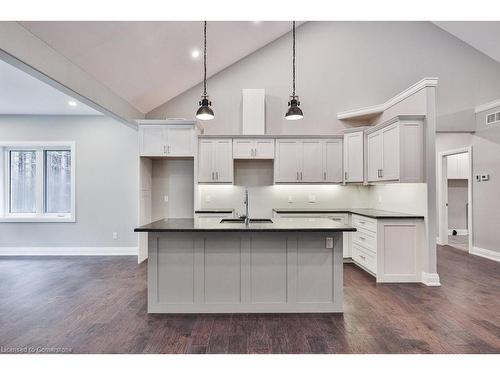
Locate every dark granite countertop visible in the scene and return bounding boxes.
[272,208,424,219]
[135,218,357,233]
[195,208,234,214]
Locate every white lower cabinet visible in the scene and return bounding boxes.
[350,214,424,282]
[274,138,343,183]
[198,139,233,183]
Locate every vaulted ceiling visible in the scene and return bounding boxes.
[20,21,298,114]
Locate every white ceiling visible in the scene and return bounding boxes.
[0,58,101,115]
[20,21,297,114]
[433,21,500,64]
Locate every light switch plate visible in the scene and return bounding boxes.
[288,195,293,203]
[164,195,169,203]
[325,237,334,249]
[308,195,316,203]
[481,174,490,181]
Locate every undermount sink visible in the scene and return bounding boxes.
[220,218,273,224]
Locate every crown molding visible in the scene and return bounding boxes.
[337,77,439,121]
[474,99,500,114]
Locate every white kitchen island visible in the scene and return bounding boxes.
[134,217,356,313]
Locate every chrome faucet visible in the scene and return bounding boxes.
[243,188,250,225]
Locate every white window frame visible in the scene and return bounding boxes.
[0,141,76,223]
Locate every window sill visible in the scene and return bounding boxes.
[0,215,75,223]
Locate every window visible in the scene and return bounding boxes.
[1,142,75,222]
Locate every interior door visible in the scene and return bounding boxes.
[274,140,300,183]
[233,139,254,159]
[344,132,364,182]
[324,139,343,183]
[140,126,165,156]
[381,124,400,181]
[167,126,194,156]
[301,140,324,182]
[198,140,214,182]
[367,131,382,182]
[214,139,233,182]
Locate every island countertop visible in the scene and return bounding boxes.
[134,217,357,232]
[272,208,424,219]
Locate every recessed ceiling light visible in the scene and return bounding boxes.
[191,49,200,58]
[68,100,77,107]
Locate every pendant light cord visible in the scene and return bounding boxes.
[292,20,296,98]
[203,21,207,97]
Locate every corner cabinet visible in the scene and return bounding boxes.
[343,131,364,183]
[274,138,342,183]
[198,139,233,183]
[138,121,195,157]
[367,119,424,183]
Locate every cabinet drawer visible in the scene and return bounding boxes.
[352,243,377,274]
[352,214,377,233]
[352,229,376,253]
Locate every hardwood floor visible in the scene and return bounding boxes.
[0,245,499,354]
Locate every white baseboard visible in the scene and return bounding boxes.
[421,272,441,286]
[448,229,468,236]
[0,247,138,256]
[470,246,500,262]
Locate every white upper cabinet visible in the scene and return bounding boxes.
[139,123,195,157]
[343,132,364,183]
[367,119,423,183]
[274,140,301,182]
[198,139,233,183]
[274,138,343,183]
[447,152,469,179]
[324,139,343,183]
[233,138,274,159]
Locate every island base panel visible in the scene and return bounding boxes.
[147,232,343,313]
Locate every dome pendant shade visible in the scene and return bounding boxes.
[196,97,214,120]
[285,97,303,120]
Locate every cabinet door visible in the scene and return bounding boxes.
[301,140,324,182]
[166,126,194,156]
[140,126,165,156]
[274,140,300,182]
[214,139,233,183]
[233,139,254,159]
[198,140,215,182]
[381,124,400,181]
[367,131,382,182]
[254,139,275,159]
[457,152,469,179]
[344,132,364,182]
[324,139,343,183]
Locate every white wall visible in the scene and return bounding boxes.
[0,115,138,250]
[148,21,500,134]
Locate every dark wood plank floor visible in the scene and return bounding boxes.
[0,245,499,354]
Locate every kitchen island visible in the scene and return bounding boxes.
[135,217,356,313]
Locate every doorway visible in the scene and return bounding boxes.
[437,147,473,252]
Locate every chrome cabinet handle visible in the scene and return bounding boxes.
[297,172,299,181]
[168,145,171,154]
[345,171,348,180]
[216,171,219,180]
[212,172,215,181]
[300,172,303,180]
[360,255,366,260]
[380,169,383,177]
[324,171,326,180]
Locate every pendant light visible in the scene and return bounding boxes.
[196,21,215,120]
[285,21,303,120]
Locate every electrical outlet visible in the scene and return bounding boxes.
[164,195,169,203]
[205,195,211,203]
[288,195,293,203]
[378,195,382,203]
[112,232,118,240]
[325,237,334,249]
[308,195,316,203]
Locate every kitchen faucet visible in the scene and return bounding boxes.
[242,188,250,225]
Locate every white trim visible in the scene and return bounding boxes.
[337,77,439,120]
[470,247,500,262]
[0,247,138,256]
[448,229,468,236]
[421,272,441,286]
[474,99,500,114]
